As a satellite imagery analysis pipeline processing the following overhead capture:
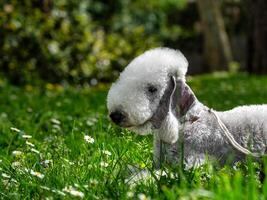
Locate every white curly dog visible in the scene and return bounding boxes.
[107,47,267,171]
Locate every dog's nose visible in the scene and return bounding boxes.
[110,111,125,125]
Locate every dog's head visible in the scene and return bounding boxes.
[107,48,196,143]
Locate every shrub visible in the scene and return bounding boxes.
[0,0,160,84]
[0,0,188,85]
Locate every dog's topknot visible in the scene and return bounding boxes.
[120,47,188,81]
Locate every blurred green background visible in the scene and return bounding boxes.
[0,1,267,198]
[0,0,266,85]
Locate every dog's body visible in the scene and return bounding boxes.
[107,47,267,170]
[154,100,267,169]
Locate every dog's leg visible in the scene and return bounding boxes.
[153,135,162,169]
[183,151,207,169]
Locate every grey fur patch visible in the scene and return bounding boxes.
[177,79,197,116]
[150,76,177,129]
[150,78,197,129]
[146,84,160,104]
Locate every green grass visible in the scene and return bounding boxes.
[0,73,267,199]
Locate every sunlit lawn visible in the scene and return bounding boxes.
[0,73,267,199]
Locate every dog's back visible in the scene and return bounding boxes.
[218,105,267,154]
[180,103,267,167]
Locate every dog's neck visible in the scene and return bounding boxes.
[180,101,207,126]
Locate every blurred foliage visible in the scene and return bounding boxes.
[0,0,189,85]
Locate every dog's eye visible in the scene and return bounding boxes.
[147,85,158,94]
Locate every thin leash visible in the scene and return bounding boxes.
[209,109,262,158]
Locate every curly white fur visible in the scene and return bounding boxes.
[107,47,267,170]
[107,47,188,139]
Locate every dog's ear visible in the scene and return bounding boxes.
[159,75,179,143]
[176,78,197,116]
[151,75,179,144]
[169,76,178,112]
[150,76,177,129]
[150,76,196,144]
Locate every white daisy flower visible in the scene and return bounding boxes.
[2,173,11,179]
[12,150,23,156]
[11,178,17,183]
[100,162,108,168]
[10,127,21,133]
[30,170,44,179]
[11,161,21,168]
[84,135,94,144]
[83,184,89,189]
[89,179,99,186]
[138,193,150,200]
[30,148,40,154]
[127,191,134,198]
[40,186,51,191]
[102,150,112,156]
[22,134,32,139]
[26,141,35,147]
[63,158,74,165]
[51,118,61,125]
[43,160,51,165]
[52,189,66,196]
[41,159,52,168]
[63,186,84,198]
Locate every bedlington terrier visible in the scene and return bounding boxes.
[107,47,267,169]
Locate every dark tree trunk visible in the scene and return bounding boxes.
[197,0,233,72]
[247,0,267,74]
